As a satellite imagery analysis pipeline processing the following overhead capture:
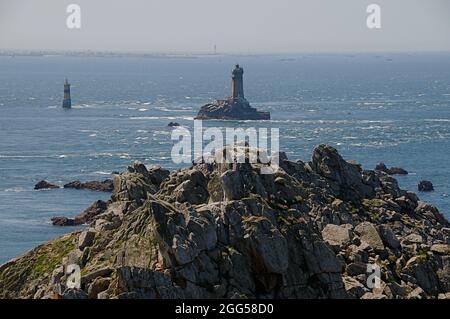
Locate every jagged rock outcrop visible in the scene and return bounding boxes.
[375,163,408,175]
[1,144,450,299]
[51,200,111,226]
[64,180,114,192]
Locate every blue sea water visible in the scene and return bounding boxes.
[0,53,450,264]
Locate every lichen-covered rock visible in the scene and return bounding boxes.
[112,163,158,202]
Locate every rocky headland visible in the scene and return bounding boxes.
[1,144,449,299]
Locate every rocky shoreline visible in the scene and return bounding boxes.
[1,144,449,299]
[34,179,114,192]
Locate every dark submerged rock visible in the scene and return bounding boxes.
[34,180,59,190]
[51,217,79,226]
[375,162,408,175]
[418,180,434,192]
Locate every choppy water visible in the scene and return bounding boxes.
[1,53,450,264]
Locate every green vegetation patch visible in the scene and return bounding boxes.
[30,234,76,279]
[0,233,77,298]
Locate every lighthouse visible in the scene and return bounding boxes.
[196,64,270,120]
[62,78,72,109]
[231,64,244,99]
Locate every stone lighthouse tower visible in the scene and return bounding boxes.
[62,78,72,109]
[231,64,244,99]
[195,64,270,120]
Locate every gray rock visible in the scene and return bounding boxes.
[172,234,199,265]
[402,233,423,245]
[378,225,400,249]
[321,224,352,249]
[403,256,440,295]
[88,277,111,299]
[407,287,426,299]
[311,144,373,199]
[431,244,450,255]
[361,292,387,299]
[78,230,96,250]
[62,288,88,299]
[241,216,288,274]
[354,222,385,251]
[343,276,365,298]
[346,262,367,276]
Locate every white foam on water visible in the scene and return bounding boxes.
[3,187,28,193]
[93,171,111,176]
[130,116,178,120]
[424,119,450,122]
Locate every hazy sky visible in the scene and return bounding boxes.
[1,0,450,53]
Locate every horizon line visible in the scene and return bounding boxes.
[1,48,450,57]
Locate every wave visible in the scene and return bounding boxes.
[79,130,99,133]
[130,116,178,120]
[153,131,171,135]
[0,154,68,159]
[93,171,112,176]
[424,119,450,123]
[3,187,28,193]
[255,119,397,125]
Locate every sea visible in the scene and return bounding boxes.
[1,53,450,264]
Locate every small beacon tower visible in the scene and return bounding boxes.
[231,64,244,99]
[62,78,72,109]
